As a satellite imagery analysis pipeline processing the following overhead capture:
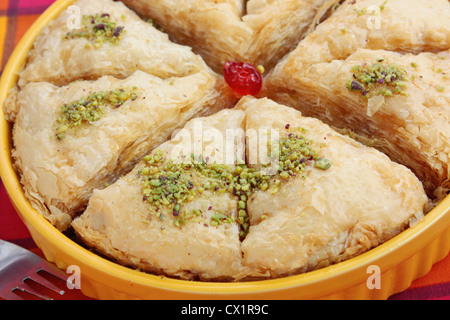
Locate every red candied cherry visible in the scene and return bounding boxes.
[223,61,263,96]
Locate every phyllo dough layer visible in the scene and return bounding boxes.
[265,0,450,197]
[18,0,209,88]
[72,97,429,280]
[121,0,335,73]
[72,109,249,281]
[9,70,234,231]
[239,97,429,278]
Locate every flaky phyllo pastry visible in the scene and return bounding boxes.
[17,0,210,88]
[8,71,233,231]
[72,108,248,280]
[72,97,428,280]
[1,0,447,281]
[121,0,337,73]
[264,0,450,198]
[3,0,236,230]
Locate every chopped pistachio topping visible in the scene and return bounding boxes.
[139,127,331,239]
[64,13,125,47]
[347,61,408,98]
[276,127,322,177]
[139,151,252,237]
[380,0,388,11]
[55,88,138,140]
[315,157,332,170]
[146,18,164,32]
[174,208,203,227]
[210,213,235,227]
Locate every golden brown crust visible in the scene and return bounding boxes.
[3,0,444,281]
[11,70,233,230]
[121,0,334,73]
[239,97,428,278]
[72,97,428,280]
[264,0,450,197]
[72,109,249,281]
[18,0,209,87]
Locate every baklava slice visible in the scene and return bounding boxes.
[265,0,450,197]
[9,70,234,231]
[18,0,210,88]
[121,0,335,73]
[238,97,429,278]
[73,96,429,280]
[72,108,250,281]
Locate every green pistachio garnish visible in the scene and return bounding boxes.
[276,127,321,178]
[315,158,333,170]
[210,214,235,227]
[64,13,125,47]
[347,61,408,98]
[139,126,332,239]
[55,88,138,140]
[174,208,204,227]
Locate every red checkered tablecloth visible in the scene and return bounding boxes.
[0,0,449,300]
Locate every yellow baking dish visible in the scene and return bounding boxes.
[0,0,449,300]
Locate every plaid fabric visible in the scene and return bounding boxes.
[0,0,56,74]
[0,0,449,300]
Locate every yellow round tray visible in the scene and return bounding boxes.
[1,0,449,300]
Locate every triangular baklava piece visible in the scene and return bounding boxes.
[237,97,429,278]
[10,70,234,231]
[18,0,211,87]
[265,0,450,197]
[73,96,429,280]
[121,0,337,73]
[72,108,250,281]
